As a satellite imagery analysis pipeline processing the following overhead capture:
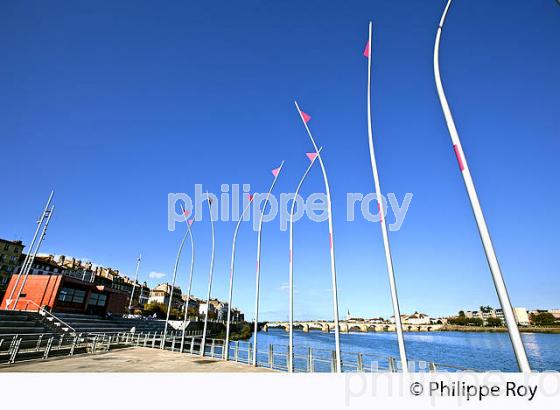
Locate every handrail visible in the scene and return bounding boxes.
[17,300,76,332]
[0,329,471,372]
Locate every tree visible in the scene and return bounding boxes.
[187,306,199,319]
[530,312,556,326]
[480,305,493,313]
[486,317,503,327]
[143,302,167,318]
[458,310,465,317]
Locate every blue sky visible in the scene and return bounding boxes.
[1,0,558,321]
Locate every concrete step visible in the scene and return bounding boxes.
[0,327,49,335]
[0,321,41,328]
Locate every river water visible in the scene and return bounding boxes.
[249,329,560,372]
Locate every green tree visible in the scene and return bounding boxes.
[530,312,556,326]
[480,305,493,313]
[458,310,465,317]
[143,302,167,318]
[485,317,503,327]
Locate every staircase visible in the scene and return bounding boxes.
[55,313,168,334]
[0,310,54,336]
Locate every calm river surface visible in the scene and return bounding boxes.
[252,329,560,372]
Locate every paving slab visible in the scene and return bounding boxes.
[0,347,274,373]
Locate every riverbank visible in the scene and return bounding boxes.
[441,325,560,334]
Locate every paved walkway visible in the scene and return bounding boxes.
[0,347,273,373]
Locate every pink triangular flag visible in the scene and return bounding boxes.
[363,40,370,58]
[188,219,194,226]
[271,167,280,177]
[300,111,311,124]
[183,209,191,217]
[306,152,318,162]
[247,194,254,202]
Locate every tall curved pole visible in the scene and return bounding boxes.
[200,193,215,356]
[252,161,284,366]
[294,100,342,373]
[224,194,254,360]
[13,204,55,310]
[288,148,321,372]
[8,191,54,309]
[162,212,192,347]
[128,254,142,313]
[365,22,408,372]
[179,207,195,354]
[434,0,530,372]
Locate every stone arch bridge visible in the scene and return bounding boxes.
[263,321,442,333]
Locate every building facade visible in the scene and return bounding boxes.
[0,273,128,315]
[148,283,183,310]
[0,239,24,299]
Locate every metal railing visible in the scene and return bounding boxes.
[0,330,475,372]
[16,299,76,332]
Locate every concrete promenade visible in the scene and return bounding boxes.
[0,347,273,373]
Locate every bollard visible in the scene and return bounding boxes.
[172,336,176,352]
[144,333,149,347]
[91,335,98,353]
[268,344,274,368]
[152,332,157,348]
[106,335,112,351]
[211,339,215,357]
[58,334,65,349]
[357,352,364,372]
[234,341,239,362]
[190,337,195,354]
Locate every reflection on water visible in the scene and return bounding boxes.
[254,329,560,371]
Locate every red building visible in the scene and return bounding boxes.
[1,274,128,315]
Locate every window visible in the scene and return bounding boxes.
[58,287,86,304]
[88,292,107,307]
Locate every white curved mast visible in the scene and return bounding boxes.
[224,195,253,360]
[200,193,215,356]
[294,101,342,372]
[179,208,195,354]
[162,211,192,347]
[288,148,321,372]
[365,22,408,372]
[434,0,530,372]
[252,161,284,366]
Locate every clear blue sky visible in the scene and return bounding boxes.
[1,0,558,321]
